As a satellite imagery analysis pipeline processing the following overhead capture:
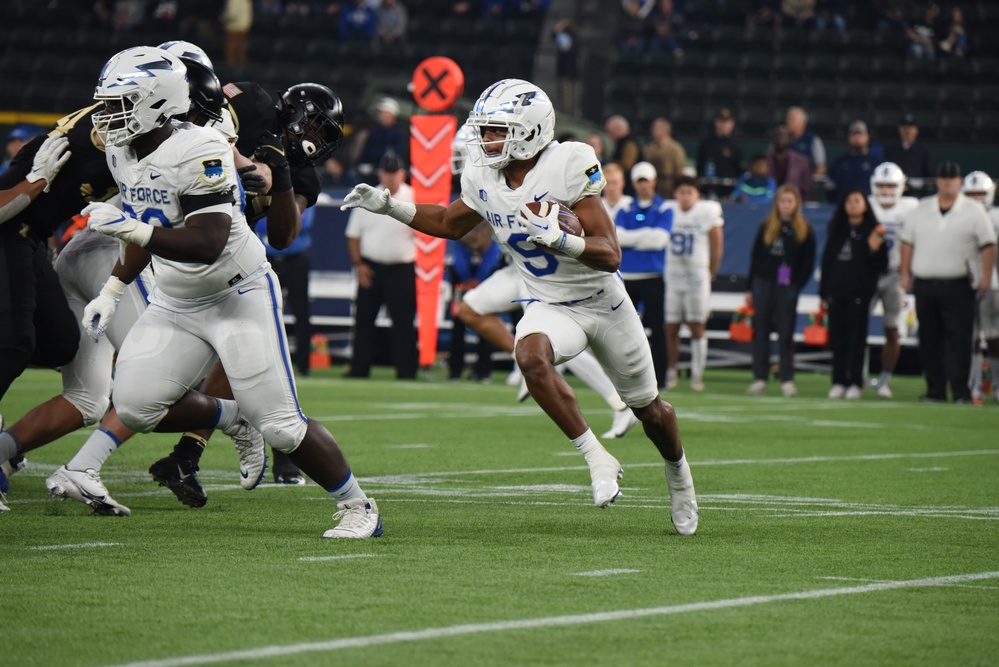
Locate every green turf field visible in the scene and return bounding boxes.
[3,366,998,667]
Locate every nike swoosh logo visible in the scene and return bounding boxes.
[99,215,126,226]
[611,298,626,311]
[240,468,249,479]
[533,191,549,202]
[532,222,549,231]
[150,173,161,180]
[237,288,257,295]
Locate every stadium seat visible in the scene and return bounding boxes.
[804,54,839,82]
[839,55,872,83]
[736,103,776,137]
[939,111,975,143]
[773,53,807,83]
[807,30,847,57]
[738,52,774,81]
[838,82,873,113]
[973,111,999,143]
[771,81,805,109]
[971,86,999,112]
[903,85,939,115]
[804,81,839,110]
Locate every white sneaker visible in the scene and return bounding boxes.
[781,381,798,398]
[0,498,8,512]
[506,365,523,386]
[516,379,531,403]
[747,379,766,395]
[222,414,267,490]
[322,497,383,538]
[690,377,705,391]
[844,385,862,400]
[665,463,698,536]
[46,466,131,516]
[665,372,679,390]
[601,408,639,439]
[828,384,846,399]
[877,383,893,399]
[587,448,623,507]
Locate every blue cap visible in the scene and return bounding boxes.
[6,124,44,144]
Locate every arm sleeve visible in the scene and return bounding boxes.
[812,136,826,169]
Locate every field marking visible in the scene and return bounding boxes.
[384,444,433,449]
[572,569,642,577]
[819,576,999,591]
[297,554,382,562]
[99,571,999,667]
[907,467,950,472]
[28,542,121,551]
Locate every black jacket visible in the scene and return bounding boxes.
[747,221,816,292]
[819,219,889,301]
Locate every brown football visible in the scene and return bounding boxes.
[522,200,583,237]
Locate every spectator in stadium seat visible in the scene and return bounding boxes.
[649,0,684,56]
[747,0,781,29]
[377,0,409,46]
[828,120,879,202]
[340,0,377,40]
[618,0,653,51]
[605,114,641,193]
[785,106,826,177]
[819,190,888,399]
[353,97,407,185]
[885,114,933,183]
[906,3,940,60]
[643,117,687,199]
[734,154,777,205]
[222,0,253,70]
[938,6,968,58]
[696,108,743,199]
[745,184,816,398]
[767,124,813,201]
[780,0,816,29]
[814,0,847,33]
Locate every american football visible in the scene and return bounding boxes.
[522,200,583,237]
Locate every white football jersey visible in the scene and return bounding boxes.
[105,121,266,307]
[869,195,919,271]
[460,141,611,303]
[969,207,999,288]
[663,199,723,282]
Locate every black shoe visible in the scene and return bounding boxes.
[918,394,946,403]
[272,450,305,485]
[149,455,207,508]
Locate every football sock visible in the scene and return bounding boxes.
[879,370,893,386]
[213,398,240,432]
[690,337,708,381]
[572,429,606,462]
[0,431,23,464]
[67,426,120,472]
[664,451,689,484]
[325,469,365,503]
[565,351,627,411]
[667,368,679,384]
[989,357,999,387]
[172,433,208,465]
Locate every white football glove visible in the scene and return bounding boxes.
[83,202,153,247]
[340,183,416,224]
[25,135,71,192]
[82,276,127,342]
[518,202,564,249]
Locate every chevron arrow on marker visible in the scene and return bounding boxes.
[414,237,443,253]
[411,164,450,189]
[411,124,454,151]
[416,265,441,282]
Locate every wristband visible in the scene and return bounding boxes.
[270,163,293,193]
[128,223,154,248]
[101,275,128,299]
[559,233,586,258]
[388,200,417,225]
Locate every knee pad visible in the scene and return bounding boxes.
[260,418,308,453]
[113,398,166,434]
[63,391,110,427]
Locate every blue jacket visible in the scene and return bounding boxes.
[615,194,673,275]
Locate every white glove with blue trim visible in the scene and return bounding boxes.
[340,183,416,224]
[82,276,126,342]
[84,202,153,247]
[25,135,72,192]
[518,202,564,249]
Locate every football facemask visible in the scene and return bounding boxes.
[466,79,555,170]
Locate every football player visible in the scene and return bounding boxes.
[962,170,999,403]
[342,79,698,535]
[663,176,724,392]
[868,162,920,398]
[450,124,639,439]
[81,47,379,537]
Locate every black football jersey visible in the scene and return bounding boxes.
[223,81,321,220]
[0,104,118,239]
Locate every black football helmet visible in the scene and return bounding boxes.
[183,60,224,123]
[276,83,345,166]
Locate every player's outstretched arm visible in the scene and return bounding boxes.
[341,184,481,239]
[572,195,622,273]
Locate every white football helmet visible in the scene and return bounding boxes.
[93,47,189,147]
[870,162,907,207]
[450,122,478,175]
[158,40,214,71]
[962,170,995,209]
[465,79,555,170]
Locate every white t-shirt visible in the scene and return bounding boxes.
[869,195,919,271]
[900,193,998,280]
[344,182,415,264]
[105,121,266,309]
[460,140,610,304]
[663,199,723,282]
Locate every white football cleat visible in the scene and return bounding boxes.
[323,497,383,538]
[665,372,679,390]
[876,382,893,399]
[844,385,862,400]
[690,377,705,392]
[601,408,639,439]
[46,466,131,516]
[516,379,531,403]
[665,462,698,536]
[781,381,798,398]
[222,414,267,490]
[828,384,846,399]
[0,498,9,513]
[746,379,766,395]
[587,449,623,507]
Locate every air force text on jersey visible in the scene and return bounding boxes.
[119,182,173,207]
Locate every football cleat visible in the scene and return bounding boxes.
[665,372,679,390]
[665,463,698,536]
[149,455,207,508]
[46,466,131,516]
[828,384,846,399]
[0,498,9,513]
[322,498,383,538]
[781,381,798,398]
[516,379,531,403]
[222,414,267,490]
[690,377,705,392]
[875,383,892,399]
[844,385,862,400]
[272,450,306,485]
[746,380,766,395]
[587,448,623,508]
[602,408,639,439]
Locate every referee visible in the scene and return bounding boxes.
[900,161,998,402]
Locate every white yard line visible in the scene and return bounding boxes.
[98,571,999,667]
[28,542,121,551]
[297,554,382,562]
[572,569,642,577]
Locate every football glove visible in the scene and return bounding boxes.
[83,202,153,247]
[340,183,416,224]
[253,132,292,192]
[25,134,71,193]
[518,202,564,249]
[237,164,268,196]
[82,276,126,342]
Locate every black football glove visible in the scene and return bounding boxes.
[237,164,268,196]
[253,132,292,192]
